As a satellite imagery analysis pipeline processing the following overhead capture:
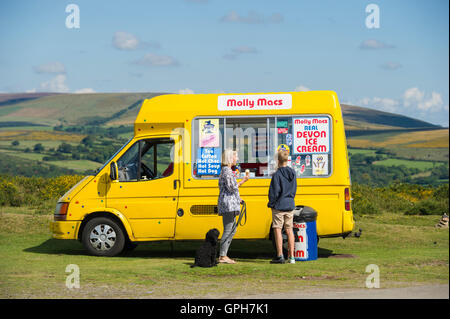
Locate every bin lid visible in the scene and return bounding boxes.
[293,207,317,222]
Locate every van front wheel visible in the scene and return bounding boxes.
[82,217,125,257]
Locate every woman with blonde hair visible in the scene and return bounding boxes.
[217,149,249,264]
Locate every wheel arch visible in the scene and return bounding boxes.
[77,209,135,242]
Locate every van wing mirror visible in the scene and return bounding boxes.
[110,162,118,181]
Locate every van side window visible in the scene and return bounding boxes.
[140,139,174,180]
[117,138,174,182]
[225,117,269,178]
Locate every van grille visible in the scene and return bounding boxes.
[190,205,218,215]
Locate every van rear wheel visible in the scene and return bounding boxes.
[82,217,125,257]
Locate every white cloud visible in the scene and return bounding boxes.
[403,87,445,112]
[403,87,425,107]
[74,88,96,94]
[39,74,70,93]
[178,88,194,94]
[358,87,447,115]
[418,92,444,112]
[358,96,400,113]
[33,62,66,74]
[28,75,96,94]
[113,31,139,50]
[294,85,310,92]
[359,39,395,50]
[32,62,68,93]
[133,53,179,67]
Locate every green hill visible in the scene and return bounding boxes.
[340,104,440,131]
[0,93,164,127]
[0,92,443,130]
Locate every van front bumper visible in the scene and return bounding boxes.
[50,221,80,239]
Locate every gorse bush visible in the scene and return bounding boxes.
[404,198,449,216]
[432,183,449,201]
[406,183,450,216]
[38,175,84,201]
[0,179,21,207]
[351,182,448,216]
[0,175,84,208]
[352,196,378,215]
[351,183,411,215]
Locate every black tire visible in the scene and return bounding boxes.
[82,217,125,257]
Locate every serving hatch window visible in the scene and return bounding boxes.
[191,115,332,179]
[225,117,271,178]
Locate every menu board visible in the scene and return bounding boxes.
[196,147,221,176]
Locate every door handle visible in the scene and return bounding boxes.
[173,179,180,190]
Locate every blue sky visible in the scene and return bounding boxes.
[0,0,448,126]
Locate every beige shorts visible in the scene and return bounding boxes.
[271,208,294,229]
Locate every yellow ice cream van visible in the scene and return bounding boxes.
[50,91,354,256]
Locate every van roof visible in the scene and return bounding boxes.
[135,91,341,135]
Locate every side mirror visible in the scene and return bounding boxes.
[110,162,118,181]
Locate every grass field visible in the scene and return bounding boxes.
[348,146,449,163]
[0,140,78,149]
[0,149,46,161]
[348,149,377,156]
[373,158,437,170]
[0,208,448,299]
[0,130,85,142]
[49,160,101,171]
[0,148,100,173]
[347,129,449,149]
[389,147,449,162]
[348,147,447,171]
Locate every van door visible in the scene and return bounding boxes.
[106,136,180,239]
